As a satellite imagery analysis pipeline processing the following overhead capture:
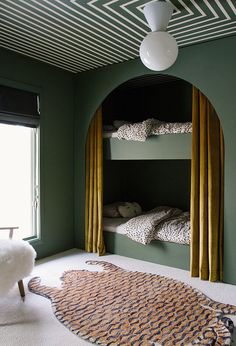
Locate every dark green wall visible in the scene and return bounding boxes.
[103,79,192,124]
[103,160,191,211]
[0,48,75,258]
[75,36,236,285]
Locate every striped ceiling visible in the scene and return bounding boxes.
[0,0,235,73]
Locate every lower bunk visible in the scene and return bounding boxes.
[104,231,190,271]
[103,204,190,271]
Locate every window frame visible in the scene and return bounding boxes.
[0,78,41,243]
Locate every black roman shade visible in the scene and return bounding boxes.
[0,85,40,127]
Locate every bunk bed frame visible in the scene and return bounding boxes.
[102,76,192,271]
[103,133,192,160]
[104,231,190,270]
[103,134,191,271]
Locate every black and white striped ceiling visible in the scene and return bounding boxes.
[0,0,235,73]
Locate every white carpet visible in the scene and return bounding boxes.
[0,248,236,346]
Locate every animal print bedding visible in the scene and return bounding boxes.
[119,206,182,245]
[117,118,154,141]
[116,118,192,141]
[155,211,190,244]
[152,120,192,136]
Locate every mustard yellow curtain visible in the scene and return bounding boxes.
[85,107,105,256]
[191,86,224,282]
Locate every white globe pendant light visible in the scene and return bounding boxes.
[139,1,178,71]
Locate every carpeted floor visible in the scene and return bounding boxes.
[0,248,236,346]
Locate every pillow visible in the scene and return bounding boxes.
[103,125,116,132]
[103,202,123,218]
[132,202,142,216]
[113,120,130,129]
[118,202,136,218]
[104,202,142,218]
[118,202,143,218]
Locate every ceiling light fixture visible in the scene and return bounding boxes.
[139,1,178,71]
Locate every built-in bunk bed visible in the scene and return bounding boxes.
[102,75,192,270]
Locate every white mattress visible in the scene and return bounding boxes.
[103,217,131,234]
[103,131,118,138]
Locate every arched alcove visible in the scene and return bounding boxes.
[84,73,224,277]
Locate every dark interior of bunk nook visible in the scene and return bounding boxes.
[102,75,192,270]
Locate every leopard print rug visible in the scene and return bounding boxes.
[28,261,236,345]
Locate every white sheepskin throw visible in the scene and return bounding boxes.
[0,239,36,295]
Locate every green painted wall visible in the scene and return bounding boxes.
[75,36,236,285]
[103,160,191,211]
[102,79,192,124]
[0,48,75,258]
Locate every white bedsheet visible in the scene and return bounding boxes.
[103,217,131,234]
[103,131,118,138]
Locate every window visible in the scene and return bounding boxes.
[0,84,40,240]
[0,85,39,126]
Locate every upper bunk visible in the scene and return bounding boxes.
[102,75,192,161]
[103,133,192,160]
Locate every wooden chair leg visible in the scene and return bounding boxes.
[18,279,25,298]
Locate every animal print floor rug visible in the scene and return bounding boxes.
[28,261,236,346]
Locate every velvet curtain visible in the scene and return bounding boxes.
[191,86,224,282]
[85,106,105,256]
